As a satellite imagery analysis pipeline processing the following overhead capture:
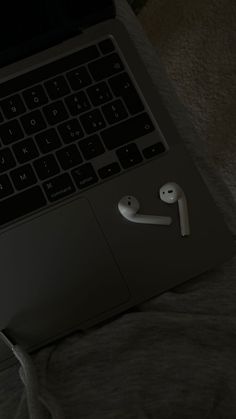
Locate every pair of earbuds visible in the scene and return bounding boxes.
[118,182,190,237]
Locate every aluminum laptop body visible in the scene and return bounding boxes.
[0,1,234,370]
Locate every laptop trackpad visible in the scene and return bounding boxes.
[0,197,130,350]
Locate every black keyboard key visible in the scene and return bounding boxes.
[12,138,39,164]
[0,111,3,123]
[0,94,26,119]
[78,134,105,160]
[10,164,37,191]
[20,110,47,135]
[0,148,16,173]
[65,92,91,116]
[88,53,124,82]
[0,120,24,145]
[66,66,92,91]
[0,45,100,100]
[44,76,70,100]
[35,128,62,154]
[98,162,121,179]
[86,82,112,107]
[108,73,144,115]
[56,144,82,170]
[33,155,60,180]
[143,142,166,159]
[58,119,84,144]
[43,101,69,126]
[22,85,48,109]
[102,99,128,124]
[101,112,155,150]
[80,110,106,135]
[72,163,98,189]
[98,39,115,55]
[43,173,76,202]
[0,174,14,199]
[0,186,46,226]
[116,143,143,169]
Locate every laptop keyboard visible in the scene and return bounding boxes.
[0,37,166,228]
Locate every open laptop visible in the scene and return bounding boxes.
[0,0,234,370]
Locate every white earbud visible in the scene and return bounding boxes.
[118,196,172,225]
[159,182,190,236]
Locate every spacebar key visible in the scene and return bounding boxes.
[0,186,47,226]
[100,112,155,150]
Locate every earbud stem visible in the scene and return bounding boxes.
[129,214,172,225]
[178,196,190,236]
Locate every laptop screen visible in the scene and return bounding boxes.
[0,1,114,68]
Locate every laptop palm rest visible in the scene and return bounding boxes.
[0,197,130,357]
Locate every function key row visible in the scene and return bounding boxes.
[98,38,115,55]
[0,38,117,104]
[0,44,101,100]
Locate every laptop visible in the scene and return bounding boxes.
[0,0,234,370]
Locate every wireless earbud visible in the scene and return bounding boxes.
[159,182,190,236]
[118,196,172,225]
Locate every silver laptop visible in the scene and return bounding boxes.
[0,1,234,370]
